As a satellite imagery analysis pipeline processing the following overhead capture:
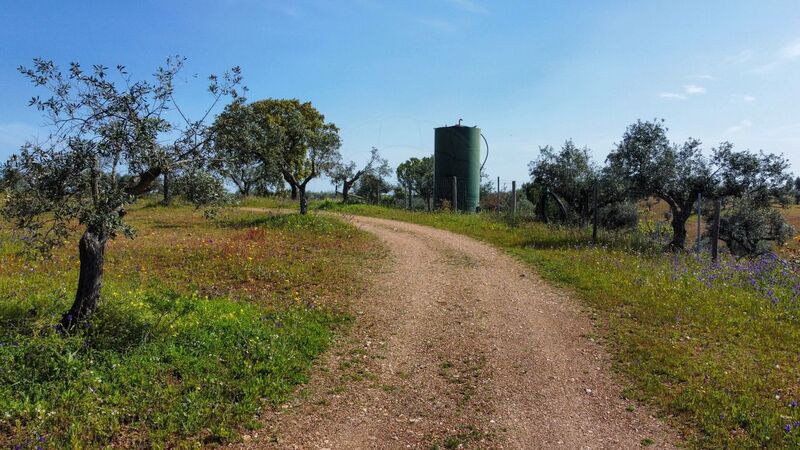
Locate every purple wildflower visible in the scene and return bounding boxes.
[785,424,792,433]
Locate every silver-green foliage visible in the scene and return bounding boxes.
[716,196,796,257]
[2,58,242,252]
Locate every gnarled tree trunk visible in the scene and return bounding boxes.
[667,208,690,251]
[62,229,106,329]
[342,179,354,203]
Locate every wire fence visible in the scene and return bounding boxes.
[397,177,724,260]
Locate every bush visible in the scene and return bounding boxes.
[599,202,639,230]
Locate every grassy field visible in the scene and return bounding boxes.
[0,200,381,448]
[318,201,800,449]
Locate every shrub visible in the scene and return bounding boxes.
[599,202,640,230]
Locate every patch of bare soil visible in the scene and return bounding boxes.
[230,215,678,449]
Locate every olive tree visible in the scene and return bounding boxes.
[529,140,597,224]
[1,58,242,328]
[330,147,390,202]
[528,140,628,225]
[606,119,792,250]
[714,196,795,257]
[396,156,434,211]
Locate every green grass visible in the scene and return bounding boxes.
[0,203,380,448]
[319,201,800,449]
[236,195,300,210]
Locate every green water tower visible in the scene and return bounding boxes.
[434,123,481,212]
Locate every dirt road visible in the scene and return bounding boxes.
[234,215,677,449]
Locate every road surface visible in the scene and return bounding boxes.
[233,214,677,449]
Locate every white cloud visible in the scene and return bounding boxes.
[660,92,687,100]
[727,119,753,133]
[445,0,487,14]
[416,18,455,32]
[683,84,706,95]
[660,84,705,100]
[779,38,800,59]
[753,37,800,73]
[730,49,753,64]
[691,74,716,80]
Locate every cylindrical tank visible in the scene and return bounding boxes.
[434,125,481,212]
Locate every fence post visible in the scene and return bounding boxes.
[511,180,517,218]
[407,181,412,210]
[592,183,599,242]
[496,176,500,212]
[711,198,721,262]
[696,192,702,252]
[452,176,458,212]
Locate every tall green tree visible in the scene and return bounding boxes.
[396,156,434,211]
[1,58,241,327]
[213,99,341,214]
[607,119,792,250]
[211,104,283,196]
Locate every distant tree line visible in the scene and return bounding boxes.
[525,119,795,255]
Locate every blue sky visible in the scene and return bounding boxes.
[1,0,799,189]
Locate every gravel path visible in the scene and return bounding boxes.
[233,215,678,449]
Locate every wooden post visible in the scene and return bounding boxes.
[407,181,412,210]
[496,176,500,212]
[452,176,458,212]
[592,183,599,242]
[696,192,702,252]
[711,198,721,262]
[511,180,517,218]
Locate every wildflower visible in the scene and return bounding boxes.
[785,424,792,433]
[792,400,798,408]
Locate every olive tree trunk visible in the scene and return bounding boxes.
[342,179,354,203]
[667,208,690,251]
[62,229,106,328]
